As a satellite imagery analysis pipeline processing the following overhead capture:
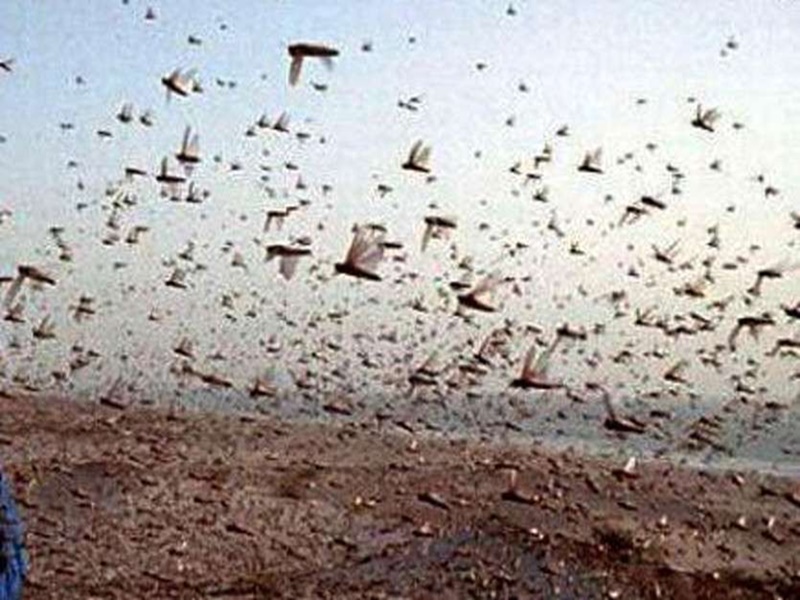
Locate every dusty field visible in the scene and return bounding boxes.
[2,392,800,599]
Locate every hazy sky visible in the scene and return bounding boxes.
[1,1,800,409]
[2,0,799,204]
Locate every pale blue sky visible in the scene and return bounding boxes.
[2,0,799,208]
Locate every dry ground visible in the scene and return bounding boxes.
[2,392,799,599]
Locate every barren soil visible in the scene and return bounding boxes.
[2,393,800,599]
